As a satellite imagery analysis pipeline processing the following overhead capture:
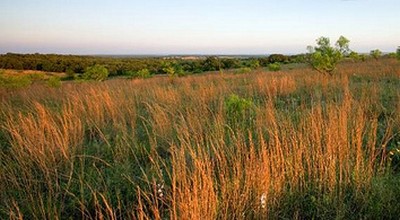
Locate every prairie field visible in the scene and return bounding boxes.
[0,59,400,219]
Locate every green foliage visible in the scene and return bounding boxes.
[235,67,252,74]
[387,53,397,59]
[224,94,255,129]
[82,65,109,81]
[163,62,176,78]
[268,54,288,63]
[174,64,185,77]
[349,51,361,61]
[46,76,61,88]
[307,36,350,75]
[136,68,152,79]
[248,59,260,69]
[163,62,185,78]
[268,63,281,71]
[396,46,400,60]
[27,72,46,81]
[221,59,241,69]
[65,68,76,80]
[0,73,32,89]
[0,53,309,76]
[203,56,221,71]
[370,49,382,60]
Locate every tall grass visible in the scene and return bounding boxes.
[0,59,399,219]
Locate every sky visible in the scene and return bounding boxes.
[0,0,399,55]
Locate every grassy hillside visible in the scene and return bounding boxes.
[0,59,399,219]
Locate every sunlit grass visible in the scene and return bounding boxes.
[0,58,399,219]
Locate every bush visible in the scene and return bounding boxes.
[235,67,252,74]
[136,68,152,79]
[268,63,281,71]
[396,46,400,60]
[82,65,109,81]
[225,94,255,129]
[47,76,61,88]
[349,51,361,61]
[370,49,382,60]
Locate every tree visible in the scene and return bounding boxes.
[370,49,382,60]
[349,51,360,62]
[307,36,350,75]
[162,62,185,78]
[203,56,221,71]
[268,54,288,63]
[82,64,109,81]
[397,46,400,60]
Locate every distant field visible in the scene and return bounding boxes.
[0,59,399,219]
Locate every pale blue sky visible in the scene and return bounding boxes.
[0,0,399,54]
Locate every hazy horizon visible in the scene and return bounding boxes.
[1,0,399,55]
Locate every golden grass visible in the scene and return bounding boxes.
[0,59,399,219]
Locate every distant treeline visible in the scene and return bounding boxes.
[0,53,307,75]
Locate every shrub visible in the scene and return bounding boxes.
[349,51,361,61]
[268,63,281,71]
[396,46,400,60]
[370,49,382,60]
[235,67,252,74]
[249,59,260,69]
[46,76,61,88]
[225,94,255,129]
[136,68,152,79]
[82,64,109,81]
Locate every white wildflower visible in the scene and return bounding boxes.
[260,193,267,209]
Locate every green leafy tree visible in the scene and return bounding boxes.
[370,49,382,60]
[268,54,288,63]
[203,56,221,71]
[307,36,350,75]
[396,46,400,60]
[82,64,109,81]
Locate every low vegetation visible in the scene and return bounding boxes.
[0,58,399,219]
